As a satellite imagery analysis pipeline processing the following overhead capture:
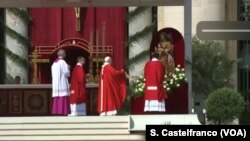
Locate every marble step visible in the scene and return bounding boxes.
[0,134,145,141]
[0,123,128,130]
[0,116,144,141]
[0,129,130,135]
[0,116,128,124]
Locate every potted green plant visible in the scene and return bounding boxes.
[205,88,245,125]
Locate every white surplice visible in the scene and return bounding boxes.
[51,58,70,97]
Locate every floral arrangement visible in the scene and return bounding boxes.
[133,76,145,97]
[133,64,187,97]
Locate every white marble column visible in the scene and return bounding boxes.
[184,0,192,114]
[128,7,152,78]
[158,0,225,36]
[226,0,238,91]
[5,8,29,84]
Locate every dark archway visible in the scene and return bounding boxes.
[132,27,188,114]
[38,38,91,84]
[152,27,187,114]
[150,27,185,67]
[50,46,90,73]
[47,46,90,83]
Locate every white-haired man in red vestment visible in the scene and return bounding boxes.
[97,56,127,116]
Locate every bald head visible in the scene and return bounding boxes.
[57,49,66,58]
[104,56,112,64]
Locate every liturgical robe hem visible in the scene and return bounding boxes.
[144,59,167,101]
[144,59,167,112]
[97,64,126,114]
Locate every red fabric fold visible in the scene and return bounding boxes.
[97,64,126,113]
[70,65,86,104]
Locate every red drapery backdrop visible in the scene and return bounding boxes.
[131,28,188,114]
[30,7,127,84]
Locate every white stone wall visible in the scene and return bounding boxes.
[128,7,152,78]
[158,0,225,35]
[158,6,184,34]
[5,9,28,84]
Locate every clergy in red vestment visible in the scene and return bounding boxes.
[69,56,87,116]
[144,52,167,112]
[97,56,126,116]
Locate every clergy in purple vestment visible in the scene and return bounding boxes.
[51,49,71,116]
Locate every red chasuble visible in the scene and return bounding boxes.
[97,64,126,113]
[144,60,167,101]
[70,65,86,104]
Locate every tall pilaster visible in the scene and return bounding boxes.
[128,7,153,78]
[5,8,29,84]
